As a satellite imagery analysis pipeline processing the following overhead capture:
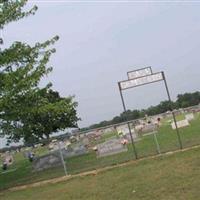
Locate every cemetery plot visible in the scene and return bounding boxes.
[185,113,194,121]
[1,113,200,190]
[135,123,157,136]
[116,124,137,139]
[97,138,128,157]
[171,119,190,130]
[1,153,14,171]
[61,143,88,159]
[101,127,115,135]
[33,152,62,172]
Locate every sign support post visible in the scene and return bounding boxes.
[118,83,138,159]
[162,72,183,149]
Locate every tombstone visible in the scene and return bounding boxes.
[185,113,194,121]
[141,124,157,134]
[81,137,89,146]
[171,119,190,130]
[102,127,115,135]
[97,138,127,157]
[32,152,62,172]
[135,124,144,132]
[116,124,137,139]
[49,141,65,152]
[48,142,55,151]
[70,136,78,143]
[28,152,35,162]
[86,132,102,144]
[61,143,88,158]
[136,123,157,136]
[2,162,7,171]
[4,154,14,166]
[65,140,71,147]
[23,151,30,159]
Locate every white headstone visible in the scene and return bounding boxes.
[171,119,190,130]
[116,124,137,138]
[97,138,127,157]
[185,113,194,121]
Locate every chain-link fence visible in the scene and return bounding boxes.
[1,107,200,191]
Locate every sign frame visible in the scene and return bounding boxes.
[117,68,183,156]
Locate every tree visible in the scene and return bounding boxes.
[21,90,79,142]
[177,92,200,108]
[81,91,200,131]
[0,0,79,143]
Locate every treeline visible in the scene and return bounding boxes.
[81,91,200,131]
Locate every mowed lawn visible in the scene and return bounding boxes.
[1,146,200,200]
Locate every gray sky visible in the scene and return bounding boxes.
[3,1,200,129]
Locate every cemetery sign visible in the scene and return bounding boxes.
[120,72,164,90]
[127,67,152,80]
[118,67,183,152]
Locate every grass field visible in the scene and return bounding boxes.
[0,113,200,191]
[1,146,200,200]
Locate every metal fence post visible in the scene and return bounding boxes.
[58,141,67,176]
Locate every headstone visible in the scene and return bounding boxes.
[23,151,30,159]
[49,141,66,152]
[4,154,14,166]
[141,124,157,134]
[135,124,144,132]
[49,142,55,151]
[28,152,35,162]
[116,124,137,139]
[32,152,62,172]
[136,123,157,135]
[64,140,71,148]
[185,113,194,121]
[70,136,78,143]
[97,138,127,157]
[86,132,102,143]
[171,119,190,130]
[102,127,114,134]
[61,143,88,158]
[82,137,89,146]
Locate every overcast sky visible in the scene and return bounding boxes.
[2,1,200,131]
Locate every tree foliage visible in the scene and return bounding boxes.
[82,91,200,131]
[0,0,79,143]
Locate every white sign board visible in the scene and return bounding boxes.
[185,113,194,121]
[120,72,163,90]
[171,119,190,130]
[128,67,152,79]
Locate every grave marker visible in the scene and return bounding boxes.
[185,113,194,121]
[32,152,62,172]
[97,138,127,157]
[171,119,190,130]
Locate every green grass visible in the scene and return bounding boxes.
[0,113,200,191]
[1,146,200,200]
